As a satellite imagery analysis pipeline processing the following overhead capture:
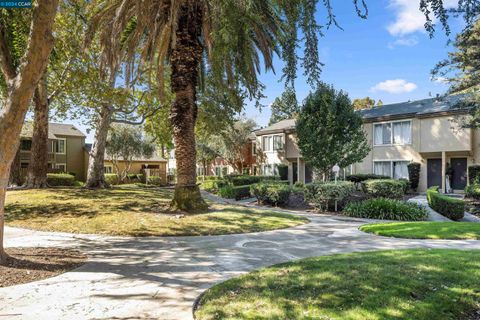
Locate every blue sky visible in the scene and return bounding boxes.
[74,0,462,143]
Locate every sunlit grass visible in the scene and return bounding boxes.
[360,222,480,240]
[5,185,307,236]
[195,249,480,320]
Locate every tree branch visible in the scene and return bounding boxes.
[0,25,17,81]
[47,57,74,103]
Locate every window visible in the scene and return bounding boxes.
[55,163,67,172]
[55,139,66,154]
[252,142,257,155]
[197,167,205,176]
[262,164,273,176]
[20,139,32,151]
[104,166,113,174]
[374,120,411,145]
[273,135,284,150]
[262,136,272,151]
[222,167,228,176]
[373,161,409,179]
[215,167,221,176]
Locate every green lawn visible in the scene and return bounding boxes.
[360,222,480,240]
[195,249,480,320]
[5,185,307,236]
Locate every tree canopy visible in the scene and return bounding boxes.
[269,88,299,125]
[296,83,370,176]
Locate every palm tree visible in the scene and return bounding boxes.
[90,0,469,211]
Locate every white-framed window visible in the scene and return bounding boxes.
[373,160,409,179]
[374,120,411,146]
[273,135,284,151]
[262,136,272,151]
[55,138,66,154]
[104,165,113,174]
[197,166,205,176]
[262,164,279,176]
[54,163,67,172]
[261,134,284,152]
[252,142,257,155]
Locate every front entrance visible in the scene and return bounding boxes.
[451,158,467,190]
[427,158,442,188]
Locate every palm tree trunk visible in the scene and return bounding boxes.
[24,75,49,188]
[85,105,112,188]
[169,2,207,212]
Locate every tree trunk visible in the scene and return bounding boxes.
[85,105,112,188]
[24,75,49,188]
[169,2,207,212]
[0,0,58,264]
[8,149,21,186]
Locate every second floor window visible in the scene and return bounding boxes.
[374,120,411,145]
[262,135,283,151]
[273,135,284,150]
[262,136,272,151]
[55,139,66,154]
[252,142,257,155]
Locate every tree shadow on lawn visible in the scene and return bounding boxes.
[197,249,480,320]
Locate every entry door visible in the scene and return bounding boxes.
[292,162,298,183]
[427,159,442,188]
[451,158,467,190]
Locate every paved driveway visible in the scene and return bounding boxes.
[2,212,480,320]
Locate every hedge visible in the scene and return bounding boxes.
[200,179,227,192]
[218,185,251,200]
[229,175,262,186]
[468,165,480,184]
[465,183,480,199]
[407,162,421,191]
[105,173,119,185]
[147,176,162,186]
[427,186,465,221]
[250,182,291,206]
[362,179,404,199]
[345,174,390,184]
[47,173,75,186]
[344,198,428,221]
[305,181,355,211]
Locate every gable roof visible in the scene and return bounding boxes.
[85,143,167,162]
[255,119,296,135]
[21,122,86,139]
[358,94,473,122]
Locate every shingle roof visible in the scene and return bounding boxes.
[21,122,86,139]
[85,143,166,162]
[357,94,472,121]
[255,119,296,135]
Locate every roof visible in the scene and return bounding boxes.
[85,144,166,162]
[21,122,86,139]
[358,94,473,122]
[255,119,296,135]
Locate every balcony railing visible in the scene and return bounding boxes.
[19,150,55,162]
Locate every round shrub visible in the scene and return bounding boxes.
[344,198,428,221]
[147,176,162,186]
[465,183,480,199]
[407,162,421,191]
[250,182,291,206]
[105,173,119,185]
[362,179,404,199]
[218,185,251,200]
[305,181,355,212]
[468,165,480,184]
[47,173,75,187]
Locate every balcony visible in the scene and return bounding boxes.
[19,150,56,162]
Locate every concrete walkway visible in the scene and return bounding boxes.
[408,196,452,221]
[2,211,480,320]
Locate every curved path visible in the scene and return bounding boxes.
[2,211,480,320]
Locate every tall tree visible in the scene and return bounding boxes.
[269,88,299,125]
[296,83,370,177]
[0,0,59,264]
[352,97,376,110]
[91,0,479,211]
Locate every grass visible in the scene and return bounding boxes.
[360,222,480,240]
[195,249,480,320]
[5,185,307,237]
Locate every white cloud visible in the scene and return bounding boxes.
[370,79,418,94]
[388,36,419,49]
[387,0,457,36]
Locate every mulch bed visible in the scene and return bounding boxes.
[0,247,86,288]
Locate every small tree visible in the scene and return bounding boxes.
[352,97,376,110]
[196,137,219,179]
[106,125,155,183]
[296,83,370,177]
[269,88,300,125]
[407,162,421,191]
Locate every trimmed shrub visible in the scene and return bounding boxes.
[259,175,281,182]
[398,178,410,194]
[200,179,227,192]
[230,175,262,186]
[105,173,119,185]
[427,186,465,221]
[147,176,162,186]
[465,183,480,199]
[362,179,404,199]
[468,165,480,184]
[218,185,251,200]
[407,162,421,191]
[47,173,75,186]
[250,182,291,206]
[277,164,288,181]
[344,198,428,221]
[304,181,355,211]
[346,174,390,184]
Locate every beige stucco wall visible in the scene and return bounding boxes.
[419,116,471,152]
[60,136,86,181]
[285,132,302,159]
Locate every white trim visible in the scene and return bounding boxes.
[372,159,410,179]
[55,138,66,154]
[261,134,284,153]
[104,165,113,174]
[373,119,412,147]
[251,141,257,155]
[54,163,67,172]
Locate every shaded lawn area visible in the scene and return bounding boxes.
[195,249,480,320]
[360,222,480,240]
[5,186,307,236]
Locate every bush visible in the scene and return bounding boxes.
[200,179,227,192]
[304,181,355,211]
[465,183,480,199]
[344,198,428,221]
[250,182,291,206]
[147,176,162,186]
[277,164,288,180]
[398,178,410,194]
[346,174,390,184]
[47,173,75,186]
[468,165,480,184]
[362,179,404,199]
[218,185,251,200]
[427,186,465,221]
[105,173,119,185]
[229,175,262,186]
[407,162,421,191]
